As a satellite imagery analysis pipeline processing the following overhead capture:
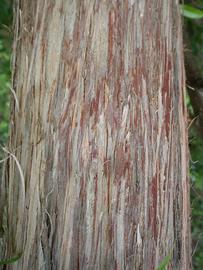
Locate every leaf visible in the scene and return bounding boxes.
[0,252,22,266]
[156,254,172,270]
[180,4,203,19]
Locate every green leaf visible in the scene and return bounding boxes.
[156,254,172,270]
[180,4,203,19]
[0,253,22,266]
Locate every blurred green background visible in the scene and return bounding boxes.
[183,2,203,268]
[0,0,12,152]
[0,1,202,269]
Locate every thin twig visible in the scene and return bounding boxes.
[9,87,19,112]
[2,147,25,202]
[192,233,203,257]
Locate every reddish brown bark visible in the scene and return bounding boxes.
[0,1,191,269]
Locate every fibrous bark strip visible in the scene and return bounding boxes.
[1,1,191,269]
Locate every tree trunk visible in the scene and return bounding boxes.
[1,1,191,269]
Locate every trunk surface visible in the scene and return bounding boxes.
[1,0,191,269]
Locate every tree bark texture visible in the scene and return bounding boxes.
[1,0,191,269]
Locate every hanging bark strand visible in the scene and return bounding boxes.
[1,0,191,269]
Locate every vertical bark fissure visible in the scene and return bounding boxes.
[0,0,191,269]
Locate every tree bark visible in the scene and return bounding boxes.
[1,0,191,269]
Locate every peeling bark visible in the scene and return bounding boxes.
[1,1,191,269]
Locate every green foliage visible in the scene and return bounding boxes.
[190,135,203,269]
[181,4,203,19]
[0,0,12,155]
[156,254,172,270]
[183,2,203,268]
[0,252,22,266]
[0,0,12,26]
